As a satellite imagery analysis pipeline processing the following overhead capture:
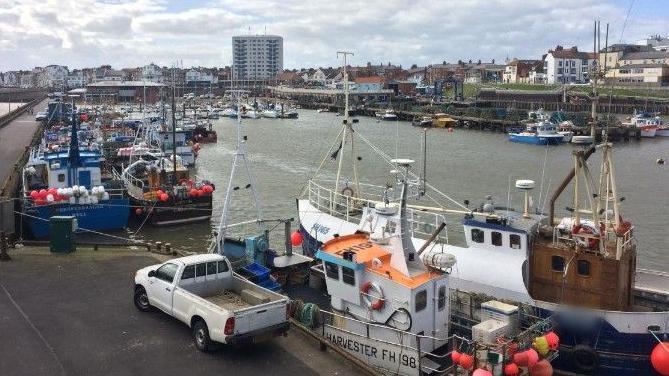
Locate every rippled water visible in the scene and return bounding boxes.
[133,110,668,270]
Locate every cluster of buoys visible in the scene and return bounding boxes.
[652,342,669,376]
[503,331,559,375]
[28,185,109,205]
[189,184,214,198]
[451,350,474,370]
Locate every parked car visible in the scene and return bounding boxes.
[134,254,290,351]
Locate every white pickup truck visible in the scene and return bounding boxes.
[133,254,289,351]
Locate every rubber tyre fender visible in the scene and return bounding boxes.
[571,344,598,374]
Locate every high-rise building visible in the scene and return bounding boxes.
[232,35,283,80]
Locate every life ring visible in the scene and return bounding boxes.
[614,217,632,237]
[341,187,354,197]
[178,179,195,189]
[572,224,599,249]
[571,344,598,373]
[361,281,385,311]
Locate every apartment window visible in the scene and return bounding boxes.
[557,68,564,74]
[471,228,484,243]
[415,290,427,312]
[510,234,521,249]
[491,231,503,246]
[551,256,565,272]
[342,266,355,285]
[577,260,591,276]
[558,61,563,67]
[325,262,339,280]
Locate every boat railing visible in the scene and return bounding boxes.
[307,180,449,243]
[115,168,145,199]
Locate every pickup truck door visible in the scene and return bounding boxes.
[147,262,179,314]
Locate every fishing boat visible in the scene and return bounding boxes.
[432,113,457,128]
[261,109,279,118]
[117,88,213,226]
[297,142,669,375]
[376,109,398,121]
[623,111,662,138]
[508,122,565,145]
[22,114,129,238]
[221,107,237,118]
[412,116,433,127]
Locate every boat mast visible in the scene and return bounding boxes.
[215,90,264,254]
[333,51,359,206]
[171,68,177,184]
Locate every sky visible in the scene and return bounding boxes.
[0,0,667,71]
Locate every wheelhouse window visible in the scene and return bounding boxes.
[325,262,339,280]
[551,256,565,272]
[577,260,591,276]
[58,173,65,182]
[471,228,484,243]
[342,266,355,286]
[491,231,502,246]
[415,290,427,312]
[510,234,521,249]
[155,263,178,283]
[437,286,446,311]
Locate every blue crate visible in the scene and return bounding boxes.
[242,262,270,280]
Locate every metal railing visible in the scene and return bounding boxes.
[306,180,449,243]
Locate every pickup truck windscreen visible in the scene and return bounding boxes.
[156,263,178,283]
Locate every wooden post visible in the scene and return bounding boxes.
[155,241,162,253]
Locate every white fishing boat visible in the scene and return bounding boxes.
[296,57,669,375]
[261,109,279,118]
[376,109,398,121]
[623,110,662,138]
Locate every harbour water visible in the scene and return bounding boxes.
[133,110,668,270]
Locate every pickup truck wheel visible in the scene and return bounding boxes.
[134,286,152,312]
[193,320,212,352]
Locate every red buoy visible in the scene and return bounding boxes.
[504,363,519,376]
[545,331,560,350]
[30,190,38,198]
[526,348,539,367]
[189,188,199,197]
[513,351,528,367]
[291,231,304,246]
[450,350,461,364]
[159,193,169,202]
[135,208,143,216]
[651,342,669,376]
[459,354,474,370]
[529,359,553,376]
[472,369,492,376]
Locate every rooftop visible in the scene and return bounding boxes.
[86,80,164,87]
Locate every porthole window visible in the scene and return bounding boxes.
[551,256,565,272]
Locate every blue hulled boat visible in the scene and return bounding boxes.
[22,114,129,238]
[508,121,565,145]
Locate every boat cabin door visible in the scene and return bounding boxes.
[78,170,91,188]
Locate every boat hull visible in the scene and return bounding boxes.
[638,126,658,138]
[655,127,669,137]
[508,133,563,145]
[24,198,130,238]
[130,195,212,226]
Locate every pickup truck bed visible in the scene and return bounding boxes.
[206,291,252,310]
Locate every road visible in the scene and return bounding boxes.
[0,249,364,376]
[0,99,47,186]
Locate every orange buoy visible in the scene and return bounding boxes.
[651,342,669,376]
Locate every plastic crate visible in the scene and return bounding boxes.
[242,262,271,280]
